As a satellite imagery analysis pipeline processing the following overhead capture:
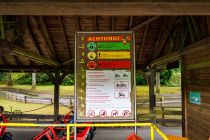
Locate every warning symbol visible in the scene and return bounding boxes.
[87,110,95,118]
[99,110,107,118]
[111,110,118,117]
[122,110,130,117]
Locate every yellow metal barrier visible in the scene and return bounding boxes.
[0,123,169,140]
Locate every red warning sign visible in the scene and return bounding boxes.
[87,110,95,118]
[111,110,118,117]
[99,110,107,118]
[97,60,131,69]
[122,110,130,117]
[87,61,97,69]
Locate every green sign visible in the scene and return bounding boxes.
[189,91,201,105]
[98,42,130,50]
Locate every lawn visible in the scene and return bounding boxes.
[0,84,180,115]
[0,85,181,96]
[0,98,70,115]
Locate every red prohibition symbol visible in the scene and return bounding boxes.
[99,110,107,117]
[122,110,130,117]
[87,110,95,118]
[111,110,118,117]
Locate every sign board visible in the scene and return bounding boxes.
[189,91,201,105]
[75,32,135,122]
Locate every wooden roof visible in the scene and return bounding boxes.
[0,15,208,72]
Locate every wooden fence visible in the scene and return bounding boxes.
[0,90,74,106]
[138,94,182,126]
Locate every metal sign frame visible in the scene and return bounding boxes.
[75,31,136,122]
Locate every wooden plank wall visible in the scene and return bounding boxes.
[184,45,210,140]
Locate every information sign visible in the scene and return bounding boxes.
[75,32,135,121]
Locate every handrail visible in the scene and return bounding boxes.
[0,122,169,140]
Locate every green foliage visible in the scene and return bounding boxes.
[160,69,172,86]
[0,72,6,83]
[136,73,147,85]
[62,74,74,85]
[36,73,51,85]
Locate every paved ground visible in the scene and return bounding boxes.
[7,126,181,140]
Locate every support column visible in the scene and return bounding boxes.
[149,69,155,113]
[32,71,37,90]
[155,71,160,94]
[54,70,60,115]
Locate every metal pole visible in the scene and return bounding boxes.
[150,125,155,140]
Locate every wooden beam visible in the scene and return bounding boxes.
[129,16,133,30]
[151,17,167,59]
[11,47,61,66]
[27,17,44,55]
[137,24,149,63]
[0,2,210,15]
[39,16,58,60]
[54,70,60,115]
[0,40,60,66]
[62,58,74,65]
[28,16,53,58]
[150,37,210,67]
[58,16,71,58]
[13,55,21,66]
[93,16,98,31]
[112,16,115,31]
[130,16,160,31]
[153,17,177,59]
[207,16,210,36]
[1,56,8,65]
[75,16,81,31]
[0,65,74,71]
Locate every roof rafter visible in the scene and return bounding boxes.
[129,16,133,30]
[28,16,53,58]
[93,16,98,31]
[131,16,160,31]
[112,16,115,31]
[152,17,177,59]
[137,24,149,64]
[27,17,44,56]
[75,16,81,31]
[39,16,58,60]
[58,16,71,59]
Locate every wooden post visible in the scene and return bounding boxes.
[54,70,60,115]
[31,72,37,90]
[149,69,155,113]
[155,71,160,94]
[181,57,187,137]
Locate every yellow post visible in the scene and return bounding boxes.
[150,125,154,140]
[67,124,70,140]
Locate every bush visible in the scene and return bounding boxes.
[62,74,74,85]
[136,73,147,85]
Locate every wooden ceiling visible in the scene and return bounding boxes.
[0,15,209,72]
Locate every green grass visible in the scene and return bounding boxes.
[0,98,70,115]
[0,85,180,96]
[0,84,180,115]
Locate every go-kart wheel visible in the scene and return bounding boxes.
[86,131,94,140]
[2,132,13,140]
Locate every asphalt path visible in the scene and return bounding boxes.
[6,126,181,140]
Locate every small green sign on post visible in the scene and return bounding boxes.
[189,91,201,105]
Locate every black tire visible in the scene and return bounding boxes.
[2,132,13,140]
[86,131,94,140]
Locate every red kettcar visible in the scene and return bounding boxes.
[32,112,94,140]
[0,114,13,140]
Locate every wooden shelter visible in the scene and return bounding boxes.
[0,0,210,139]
